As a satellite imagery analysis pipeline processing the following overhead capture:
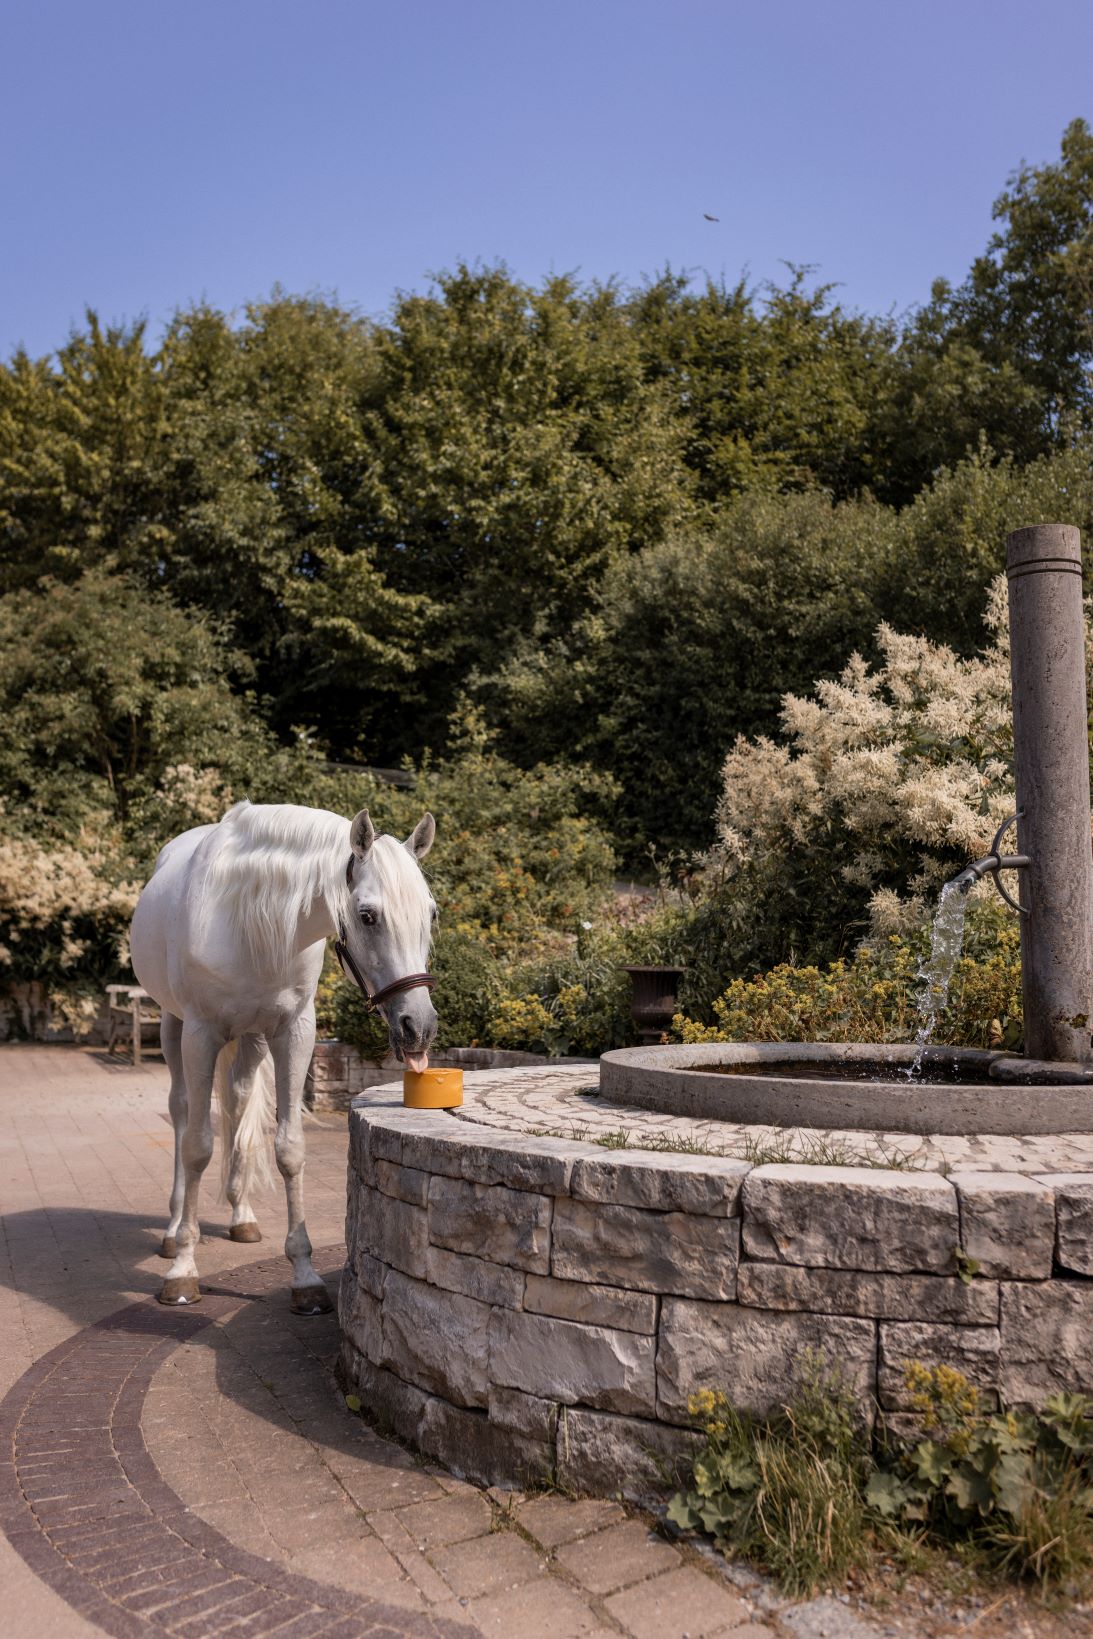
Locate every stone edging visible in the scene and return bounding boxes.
[342,1088,1093,1494]
[0,1250,473,1639]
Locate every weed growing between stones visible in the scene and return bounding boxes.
[668,1358,1093,1603]
[527,1122,927,1167]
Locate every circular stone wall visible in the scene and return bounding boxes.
[599,1043,1093,1135]
[339,1068,1093,1497]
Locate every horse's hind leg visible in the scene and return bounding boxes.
[159,1012,187,1259]
[224,1033,268,1244]
[270,1007,331,1314]
[159,1017,221,1306]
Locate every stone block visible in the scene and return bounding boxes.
[375,1159,431,1208]
[1001,1282,1093,1404]
[1037,1174,1093,1275]
[570,1152,749,1216]
[878,1322,1001,1410]
[551,1198,739,1300]
[524,1274,658,1334]
[656,1300,876,1423]
[354,1251,388,1301]
[339,1348,431,1446]
[951,1171,1054,1278]
[426,1245,525,1309]
[742,1165,958,1272]
[381,1270,491,1408]
[420,1395,553,1489]
[737,1262,999,1325]
[555,1407,702,1500]
[401,1125,581,1194]
[488,1384,559,1442]
[338,1268,383,1365]
[428,1174,552,1273]
[489,1308,656,1416]
[356,1187,428,1280]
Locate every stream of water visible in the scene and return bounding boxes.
[905,879,969,1078]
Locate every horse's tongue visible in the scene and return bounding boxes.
[404,1052,430,1074]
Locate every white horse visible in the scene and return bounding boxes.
[130,799,437,1311]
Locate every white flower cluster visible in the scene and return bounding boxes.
[0,830,140,970]
[712,575,1064,932]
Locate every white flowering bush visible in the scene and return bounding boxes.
[0,824,140,1038]
[695,578,1090,979]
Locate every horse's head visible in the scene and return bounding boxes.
[342,807,438,1070]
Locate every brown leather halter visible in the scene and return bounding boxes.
[334,854,436,1016]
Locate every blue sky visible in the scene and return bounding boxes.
[3,0,1091,360]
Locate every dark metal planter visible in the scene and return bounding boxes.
[620,965,686,1046]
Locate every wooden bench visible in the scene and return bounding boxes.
[105,984,163,1065]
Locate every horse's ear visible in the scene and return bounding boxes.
[350,809,375,859]
[405,812,435,861]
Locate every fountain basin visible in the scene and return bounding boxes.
[599,1043,1093,1135]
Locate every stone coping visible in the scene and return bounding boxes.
[340,1076,1093,1496]
[599,1043,1093,1135]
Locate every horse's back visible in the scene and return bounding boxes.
[130,824,218,1013]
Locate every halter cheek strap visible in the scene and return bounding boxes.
[335,854,436,1016]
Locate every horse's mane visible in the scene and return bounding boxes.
[199,801,430,971]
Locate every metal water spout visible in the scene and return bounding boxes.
[951,525,1093,1064]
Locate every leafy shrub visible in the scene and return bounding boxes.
[670,1361,1093,1600]
[674,899,1023,1050]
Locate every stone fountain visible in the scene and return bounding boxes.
[338,524,1093,1500]
[602,523,1093,1133]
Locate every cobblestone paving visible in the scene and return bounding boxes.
[447,1065,1093,1174]
[3,1047,1088,1639]
[0,1048,776,1638]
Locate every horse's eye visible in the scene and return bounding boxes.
[359,908,377,926]
[430,905,438,923]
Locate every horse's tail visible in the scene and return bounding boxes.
[215,1038,277,1203]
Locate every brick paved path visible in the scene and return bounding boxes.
[0,1048,773,1639]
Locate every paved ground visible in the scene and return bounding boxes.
[0,1047,776,1639]
[2,1047,1088,1639]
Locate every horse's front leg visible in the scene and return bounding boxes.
[159,1011,187,1259]
[269,1007,330,1314]
[159,1017,222,1306]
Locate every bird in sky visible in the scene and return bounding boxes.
[703,213,719,222]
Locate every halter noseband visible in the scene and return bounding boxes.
[334,853,436,1016]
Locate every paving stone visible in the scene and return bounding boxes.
[552,1199,739,1299]
[554,1519,680,1592]
[425,1245,525,1308]
[428,1530,549,1598]
[555,1406,702,1499]
[393,1490,494,1549]
[657,1300,876,1423]
[380,1269,491,1408]
[516,1495,626,1549]
[1001,1281,1093,1404]
[604,1564,751,1639]
[951,1170,1055,1278]
[490,1307,657,1415]
[742,1165,958,1272]
[570,1152,749,1216]
[524,1274,658,1333]
[468,1576,602,1637]
[428,1174,552,1272]
[878,1322,1001,1409]
[1037,1173,1093,1274]
[736,1262,999,1324]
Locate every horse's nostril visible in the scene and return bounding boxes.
[399,1013,415,1038]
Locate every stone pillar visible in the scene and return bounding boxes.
[1006,524,1093,1061]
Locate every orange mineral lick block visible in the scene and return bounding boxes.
[402,1067,464,1109]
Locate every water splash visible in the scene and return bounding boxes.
[905,880,969,1079]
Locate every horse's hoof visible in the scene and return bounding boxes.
[291,1284,333,1315]
[158,1277,201,1306]
[229,1222,262,1243]
[159,1236,177,1259]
